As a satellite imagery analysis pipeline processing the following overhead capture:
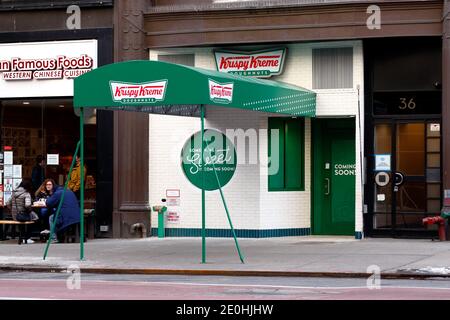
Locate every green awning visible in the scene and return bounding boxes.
[74,60,316,116]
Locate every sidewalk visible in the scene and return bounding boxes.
[0,236,449,278]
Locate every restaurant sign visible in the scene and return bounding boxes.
[0,54,93,81]
[0,40,97,98]
[214,48,286,78]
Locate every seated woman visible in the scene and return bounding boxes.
[34,178,56,234]
[45,184,80,242]
[5,179,36,244]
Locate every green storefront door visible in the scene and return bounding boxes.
[312,118,356,235]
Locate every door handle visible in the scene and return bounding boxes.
[325,178,330,195]
[394,172,404,186]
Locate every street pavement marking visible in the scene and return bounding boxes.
[0,297,60,300]
[1,278,450,291]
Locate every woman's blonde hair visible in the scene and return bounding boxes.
[35,178,56,198]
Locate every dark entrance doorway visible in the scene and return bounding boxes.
[364,37,442,238]
[371,120,441,237]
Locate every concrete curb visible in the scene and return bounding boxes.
[1,265,450,279]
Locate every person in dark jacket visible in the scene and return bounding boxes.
[31,155,45,192]
[45,185,80,242]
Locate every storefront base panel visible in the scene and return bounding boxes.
[368,229,437,239]
[150,227,311,238]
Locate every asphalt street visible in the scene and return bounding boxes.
[0,272,450,300]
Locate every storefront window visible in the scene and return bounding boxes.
[0,98,97,202]
[268,117,304,191]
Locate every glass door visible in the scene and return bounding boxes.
[372,120,441,235]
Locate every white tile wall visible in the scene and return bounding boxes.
[148,41,365,235]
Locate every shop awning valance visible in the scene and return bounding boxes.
[74,60,316,117]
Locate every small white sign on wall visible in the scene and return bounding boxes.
[430,123,440,132]
[166,210,180,223]
[166,189,180,198]
[167,198,180,206]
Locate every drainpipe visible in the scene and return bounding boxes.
[357,84,365,238]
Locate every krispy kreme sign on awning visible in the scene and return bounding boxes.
[110,80,168,104]
[214,48,286,78]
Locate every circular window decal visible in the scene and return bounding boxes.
[181,129,237,191]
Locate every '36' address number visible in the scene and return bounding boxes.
[399,98,416,110]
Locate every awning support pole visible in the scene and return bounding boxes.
[210,161,245,263]
[43,141,80,260]
[201,105,206,264]
[80,107,85,260]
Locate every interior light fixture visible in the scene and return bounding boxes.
[22,101,30,105]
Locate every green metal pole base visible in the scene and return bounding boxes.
[158,207,167,238]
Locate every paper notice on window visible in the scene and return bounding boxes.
[13,165,22,178]
[4,178,13,192]
[4,191,12,204]
[3,165,13,178]
[4,151,13,165]
[47,154,59,165]
[375,154,391,172]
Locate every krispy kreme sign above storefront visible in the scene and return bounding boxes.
[214,48,286,78]
[0,40,97,98]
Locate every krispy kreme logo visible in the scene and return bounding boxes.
[214,48,286,78]
[209,79,233,104]
[110,80,168,104]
